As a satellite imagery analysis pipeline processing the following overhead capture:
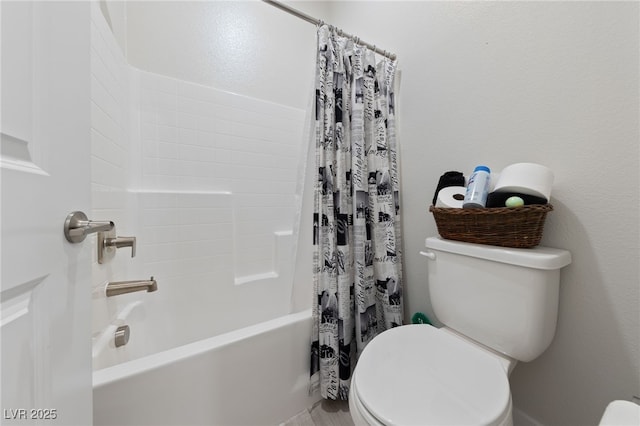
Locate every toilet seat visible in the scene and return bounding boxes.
[352,324,512,426]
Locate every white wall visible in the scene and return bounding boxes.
[98,0,126,53]
[325,2,639,425]
[132,69,304,279]
[122,0,330,312]
[125,1,328,109]
[90,1,314,368]
[91,1,139,340]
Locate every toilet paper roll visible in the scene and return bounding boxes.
[489,172,500,192]
[435,186,466,208]
[493,163,554,201]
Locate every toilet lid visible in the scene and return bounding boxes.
[353,325,511,426]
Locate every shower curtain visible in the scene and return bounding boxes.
[310,25,403,400]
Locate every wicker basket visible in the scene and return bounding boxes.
[429,204,553,248]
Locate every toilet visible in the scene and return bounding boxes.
[349,236,572,426]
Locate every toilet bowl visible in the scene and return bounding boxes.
[349,324,513,426]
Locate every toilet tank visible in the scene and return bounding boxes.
[424,237,572,362]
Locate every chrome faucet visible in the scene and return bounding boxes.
[106,276,158,297]
[105,236,136,256]
[98,229,136,264]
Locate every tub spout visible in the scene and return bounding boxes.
[106,276,158,297]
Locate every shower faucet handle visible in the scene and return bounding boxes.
[106,236,136,257]
[98,229,136,264]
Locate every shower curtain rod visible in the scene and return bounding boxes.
[262,0,397,61]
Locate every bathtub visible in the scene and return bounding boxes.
[93,309,320,426]
[91,187,319,424]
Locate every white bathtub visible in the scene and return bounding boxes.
[91,189,318,424]
[93,309,320,426]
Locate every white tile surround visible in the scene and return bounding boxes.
[90,3,305,365]
[91,3,134,334]
[133,69,304,279]
[90,4,129,194]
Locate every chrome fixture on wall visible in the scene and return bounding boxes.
[98,229,136,263]
[106,277,158,297]
[114,325,130,348]
[64,211,114,243]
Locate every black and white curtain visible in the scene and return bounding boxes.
[310,25,403,400]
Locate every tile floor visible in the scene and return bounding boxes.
[281,400,354,426]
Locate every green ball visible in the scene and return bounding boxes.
[505,196,525,207]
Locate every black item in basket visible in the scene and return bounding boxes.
[432,171,466,206]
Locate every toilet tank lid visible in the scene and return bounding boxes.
[425,237,572,270]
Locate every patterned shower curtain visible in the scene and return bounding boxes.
[310,25,403,400]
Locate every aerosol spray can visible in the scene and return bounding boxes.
[463,166,491,208]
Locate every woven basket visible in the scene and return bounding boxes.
[429,204,553,248]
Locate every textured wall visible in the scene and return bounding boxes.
[325,2,639,425]
[125,1,328,109]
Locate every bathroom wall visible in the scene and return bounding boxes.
[90,1,314,365]
[133,69,304,280]
[97,0,126,54]
[125,1,327,109]
[124,0,331,312]
[91,1,138,335]
[324,2,639,425]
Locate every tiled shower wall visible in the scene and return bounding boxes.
[90,5,129,194]
[90,3,135,290]
[134,70,305,279]
[90,2,306,352]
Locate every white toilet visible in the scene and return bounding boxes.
[349,236,572,426]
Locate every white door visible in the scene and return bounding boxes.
[1,2,92,425]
